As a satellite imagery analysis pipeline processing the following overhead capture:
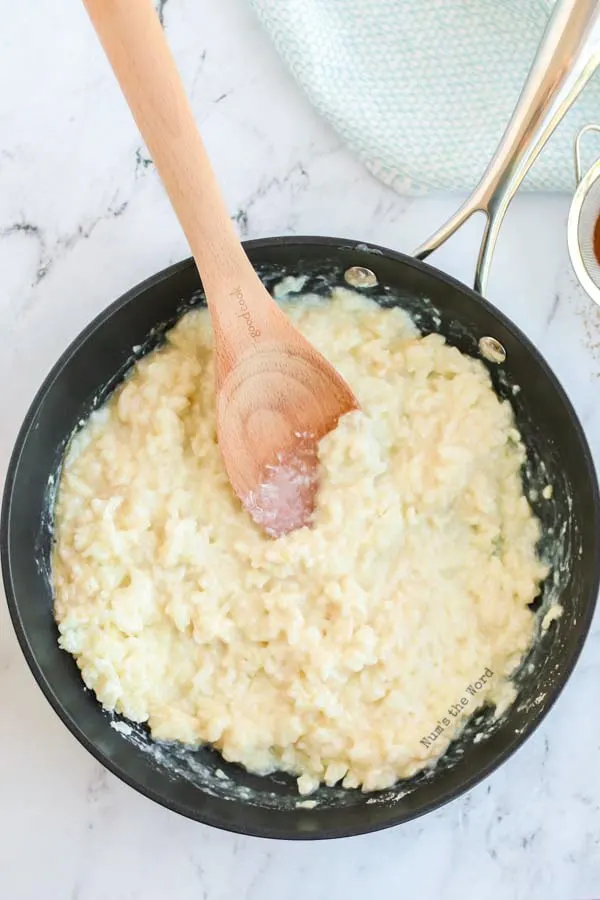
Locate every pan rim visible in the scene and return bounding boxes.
[2,235,599,839]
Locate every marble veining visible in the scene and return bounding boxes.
[157,0,170,27]
[1,1,600,898]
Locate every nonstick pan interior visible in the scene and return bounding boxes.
[2,237,599,839]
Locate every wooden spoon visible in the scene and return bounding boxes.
[82,0,358,537]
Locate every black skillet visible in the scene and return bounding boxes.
[2,0,600,839]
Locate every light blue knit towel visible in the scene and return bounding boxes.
[250,0,600,194]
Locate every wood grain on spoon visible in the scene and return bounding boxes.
[81,0,358,537]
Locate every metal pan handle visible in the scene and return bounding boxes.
[574,122,600,184]
[414,0,600,296]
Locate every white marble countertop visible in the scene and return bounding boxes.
[2,1,600,898]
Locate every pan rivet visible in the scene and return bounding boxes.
[344,266,378,288]
[479,336,506,364]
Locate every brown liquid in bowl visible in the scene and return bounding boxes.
[593,213,600,265]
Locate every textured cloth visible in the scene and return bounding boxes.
[250,0,600,194]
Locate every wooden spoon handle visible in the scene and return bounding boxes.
[82,0,253,300]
